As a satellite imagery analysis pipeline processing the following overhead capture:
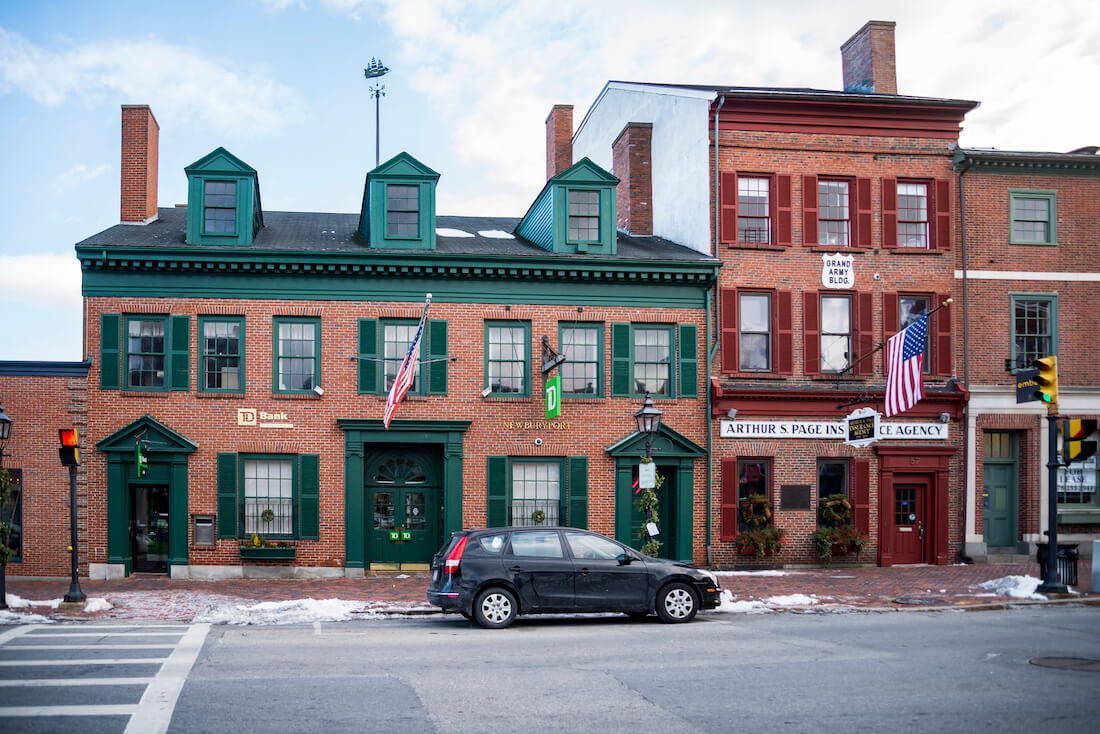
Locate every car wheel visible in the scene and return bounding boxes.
[656,582,698,623]
[473,587,517,629]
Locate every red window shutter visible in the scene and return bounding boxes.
[720,172,738,243]
[775,174,793,246]
[720,458,739,542]
[882,178,898,248]
[721,288,739,373]
[855,291,874,375]
[883,292,899,345]
[935,292,953,376]
[803,290,820,375]
[855,177,873,247]
[801,174,818,246]
[934,179,951,250]
[776,290,794,374]
[853,459,871,537]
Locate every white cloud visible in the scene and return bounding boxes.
[0,254,82,312]
[52,163,110,193]
[0,27,306,136]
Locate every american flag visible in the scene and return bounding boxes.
[885,315,927,417]
[383,294,431,429]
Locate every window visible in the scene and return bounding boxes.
[818,180,850,246]
[818,460,849,526]
[738,292,771,371]
[738,459,770,530]
[486,322,529,396]
[200,317,243,392]
[899,295,931,374]
[509,529,565,557]
[126,316,166,389]
[274,318,320,393]
[633,325,672,396]
[386,184,419,237]
[820,295,852,373]
[242,457,295,537]
[1011,295,1057,369]
[564,530,624,560]
[560,324,601,396]
[511,461,561,527]
[203,180,237,234]
[1,468,22,563]
[897,182,929,248]
[1011,190,1057,245]
[383,320,423,395]
[738,177,771,243]
[568,189,599,242]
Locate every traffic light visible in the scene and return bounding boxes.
[1032,356,1058,405]
[58,428,79,466]
[136,441,148,477]
[1063,419,1098,465]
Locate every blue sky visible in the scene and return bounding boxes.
[1,0,1096,361]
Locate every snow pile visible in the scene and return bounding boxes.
[0,609,54,624]
[5,594,62,609]
[765,593,818,606]
[192,597,379,625]
[716,570,791,577]
[978,575,1048,600]
[84,598,114,612]
[715,592,771,614]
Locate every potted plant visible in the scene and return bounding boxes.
[813,494,867,563]
[239,508,296,559]
[734,527,785,560]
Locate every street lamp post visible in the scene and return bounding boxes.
[633,393,663,459]
[364,57,390,169]
[0,401,13,610]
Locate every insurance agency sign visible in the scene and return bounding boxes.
[719,417,948,441]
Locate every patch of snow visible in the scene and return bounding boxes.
[192,598,374,625]
[765,593,818,606]
[394,574,410,579]
[436,228,474,237]
[478,230,514,239]
[84,598,113,613]
[715,591,771,613]
[715,570,791,577]
[0,609,54,624]
[5,594,62,609]
[978,575,1047,600]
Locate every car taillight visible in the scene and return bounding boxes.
[444,535,468,574]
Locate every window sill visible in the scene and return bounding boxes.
[1009,240,1058,247]
[482,395,534,402]
[807,245,871,253]
[884,247,944,255]
[271,392,322,400]
[120,390,171,397]
[197,391,246,399]
[1057,511,1100,525]
[562,396,605,403]
[725,242,788,252]
[720,372,789,381]
[239,545,297,560]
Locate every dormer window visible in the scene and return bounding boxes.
[204,181,238,235]
[516,158,618,255]
[568,190,599,242]
[386,185,419,237]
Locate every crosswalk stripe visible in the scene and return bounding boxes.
[125,623,210,734]
[8,644,178,650]
[23,631,185,638]
[0,677,153,687]
[0,659,168,666]
[0,704,137,717]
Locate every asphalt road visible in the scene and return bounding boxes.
[4,606,1099,732]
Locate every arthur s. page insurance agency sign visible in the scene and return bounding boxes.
[719,419,948,440]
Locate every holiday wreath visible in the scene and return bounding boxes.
[740,493,773,527]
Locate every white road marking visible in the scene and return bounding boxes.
[0,626,35,646]
[0,658,167,666]
[1,704,137,717]
[0,677,153,687]
[8,644,178,650]
[124,622,209,734]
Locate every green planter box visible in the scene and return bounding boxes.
[239,546,296,560]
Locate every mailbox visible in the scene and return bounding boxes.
[192,514,215,547]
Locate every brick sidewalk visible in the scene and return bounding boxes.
[4,561,1094,622]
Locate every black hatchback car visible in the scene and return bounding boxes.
[427,527,721,628]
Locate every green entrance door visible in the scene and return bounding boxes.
[366,448,441,569]
[983,431,1018,548]
[629,464,676,560]
[131,485,169,573]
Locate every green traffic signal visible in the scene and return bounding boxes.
[1032,356,1058,404]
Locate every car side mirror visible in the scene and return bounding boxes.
[617,553,633,566]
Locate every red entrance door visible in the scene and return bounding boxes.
[893,482,926,564]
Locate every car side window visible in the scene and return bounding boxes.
[476,534,507,553]
[509,530,564,558]
[564,531,624,561]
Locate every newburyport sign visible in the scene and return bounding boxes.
[719,419,948,440]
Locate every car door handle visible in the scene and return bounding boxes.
[578,567,590,574]
[510,565,525,572]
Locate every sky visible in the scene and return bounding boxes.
[0,0,1097,361]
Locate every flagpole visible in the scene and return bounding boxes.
[836,297,952,379]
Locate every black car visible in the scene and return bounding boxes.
[427,526,721,628]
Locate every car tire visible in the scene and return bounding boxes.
[473,587,518,629]
[656,582,698,623]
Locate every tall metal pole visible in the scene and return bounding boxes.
[63,463,85,603]
[1037,413,1068,594]
[364,58,389,169]
[375,89,381,169]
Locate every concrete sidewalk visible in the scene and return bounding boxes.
[4,560,1095,623]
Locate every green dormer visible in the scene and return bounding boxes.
[359,152,439,250]
[184,147,263,246]
[516,158,618,255]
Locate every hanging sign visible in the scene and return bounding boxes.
[639,462,656,489]
[844,407,880,447]
[545,375,561,419]
[821,253,854,289]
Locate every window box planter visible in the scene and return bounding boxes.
[239,545,296,560]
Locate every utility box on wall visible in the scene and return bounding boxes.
[192,514,215,547]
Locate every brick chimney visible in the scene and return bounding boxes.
[545,104,573,179]
[612,122,653,236]
[120,105,159,224]
[841,20,897,94]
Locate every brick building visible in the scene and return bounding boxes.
[955,147,1100,562]
[70,105,718,579]
[572,20,974,566]
[0,361,90,577]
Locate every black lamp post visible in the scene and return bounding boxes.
[0,401,12,610]
[633,393,663,458]
[364,57,390,169]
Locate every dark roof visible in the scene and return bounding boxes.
[958,147,1100,165]
[0,360,91,377]
[608,80,979,109]
[76,208,717,264]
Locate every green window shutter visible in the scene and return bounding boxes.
[487,456,508,528]
[428,319,448,395]
[169,315,190,391]
[611,323,631,397]
[299,454,320,540]
[678,324,698,398]
[100,314,120,390]
[358,319,378,394]
[567,456,588,529]
[217,453,238,538]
